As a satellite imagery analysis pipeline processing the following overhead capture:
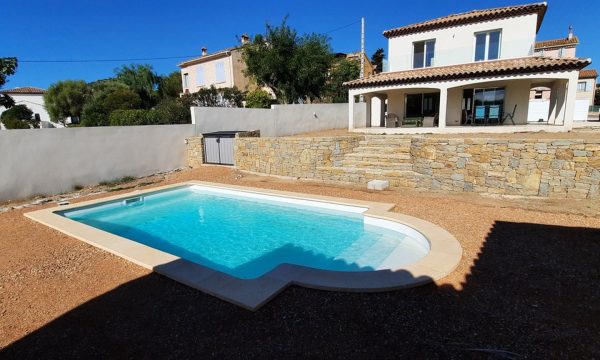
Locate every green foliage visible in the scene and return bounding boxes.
[1,104,37,129]
[114,64,160,108]
[153,98,191,124]
[371,48,385,73]
[242,19,334,104]
[595,85,600,106]
[0,57,18,108]
[44,80,89,125]
[324,59,360,103]
[1,117,30,129]
[179,86,244,108]
[81,81,142,126]
[245,89,273,108]
[109,109,158,126]
[158,71,183,100]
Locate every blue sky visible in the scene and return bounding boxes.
[3,0,597,88]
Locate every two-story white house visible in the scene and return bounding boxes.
[345,2,591,133]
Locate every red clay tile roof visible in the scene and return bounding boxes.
[535,37,579,50]
[383,2,547,38]
[579,69,598,79]
[0,86,46,94]
[344,57,591,89]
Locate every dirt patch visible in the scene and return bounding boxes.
[1,166,599,358]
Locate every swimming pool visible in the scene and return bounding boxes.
[26,182,462,310]
[60,185,430,279]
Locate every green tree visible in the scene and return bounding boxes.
[242,19,334,104]
[158,71,183,100]
[245,88,273,108]
[0,104,34,129]
[81,81,142,127]
[44,80,89,126]
[179,86,244,108]
[114,64,160,108]
[0,57,18,108]
[371,48,385,74]
[324,59,360,103]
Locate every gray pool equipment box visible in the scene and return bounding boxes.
[203,131,240,165]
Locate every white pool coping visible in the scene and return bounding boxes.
[25,181,462,311]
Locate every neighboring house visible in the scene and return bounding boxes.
[178,35,254,94]
[529,28,597,121]
[345,2,591,132]
[335,52,375,77]
[0,87,49,128]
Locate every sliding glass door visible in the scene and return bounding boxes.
[473,87,505,121]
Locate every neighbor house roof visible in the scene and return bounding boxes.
[383,2,547,38]
[0,86,46,94]
[178,47,237,68]
[535,37,579,50]
[579,69,598,79]
[344,57,591,89]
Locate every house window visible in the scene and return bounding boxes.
[534,90,543,99]
[413,40,435,68]
[474,30,501,61]
[183,73,189,88]
[577,81,587,91]
[196,67,205,86]
[558,48,565,58]
[215,61,226,83]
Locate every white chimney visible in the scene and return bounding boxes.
[568,26,574,40]
[241,34,250,45]
[201,47,207,56]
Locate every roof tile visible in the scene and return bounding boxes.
[344,57,591,89]
[535,37,579,50]
[0,87,46,94]
[383,2,547,38]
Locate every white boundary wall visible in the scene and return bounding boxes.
[192,103,366,137]
[0,125,195,201]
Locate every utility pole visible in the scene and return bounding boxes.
[360,17,365,102]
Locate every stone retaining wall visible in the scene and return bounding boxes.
[410,138,600,199]
[228,135,600,199]
[234,136,364,179]
[186,136,204,169]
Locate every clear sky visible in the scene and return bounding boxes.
[3,0,597,89]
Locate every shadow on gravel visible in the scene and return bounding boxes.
[2,222,599,359]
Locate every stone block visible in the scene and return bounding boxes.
[367,180,390,191]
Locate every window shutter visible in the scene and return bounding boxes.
[215,61,226,83]
[196,67,205,86]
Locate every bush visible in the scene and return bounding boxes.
[1,117,30,129]
[81,82,142,127]
[153,98,191,124]
[109,109,159,126]
[245,89,273,108]
[179,85,244,108]
[1,104,34,129]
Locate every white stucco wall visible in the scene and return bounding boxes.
[193,103,366,137]
[0,125,195,201]
[388,14,538,71]
[0,93,50,123]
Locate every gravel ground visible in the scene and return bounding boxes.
[1,166,599,359]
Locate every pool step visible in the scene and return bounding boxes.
[335,234,403,270]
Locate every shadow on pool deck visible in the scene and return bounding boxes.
[2,221,599,358]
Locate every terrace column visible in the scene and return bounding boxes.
[438,87,448,128]
[348,91,355,130]
[365,94,372,127]
[562,72,579,131]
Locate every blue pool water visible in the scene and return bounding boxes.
[61,186,428,279]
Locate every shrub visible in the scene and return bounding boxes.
[81,81,142,127]
[245,89,273,108]
[1,104,34,129]
[109,109,158,126]
[153,98,191,124]
[179,85,244,108]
